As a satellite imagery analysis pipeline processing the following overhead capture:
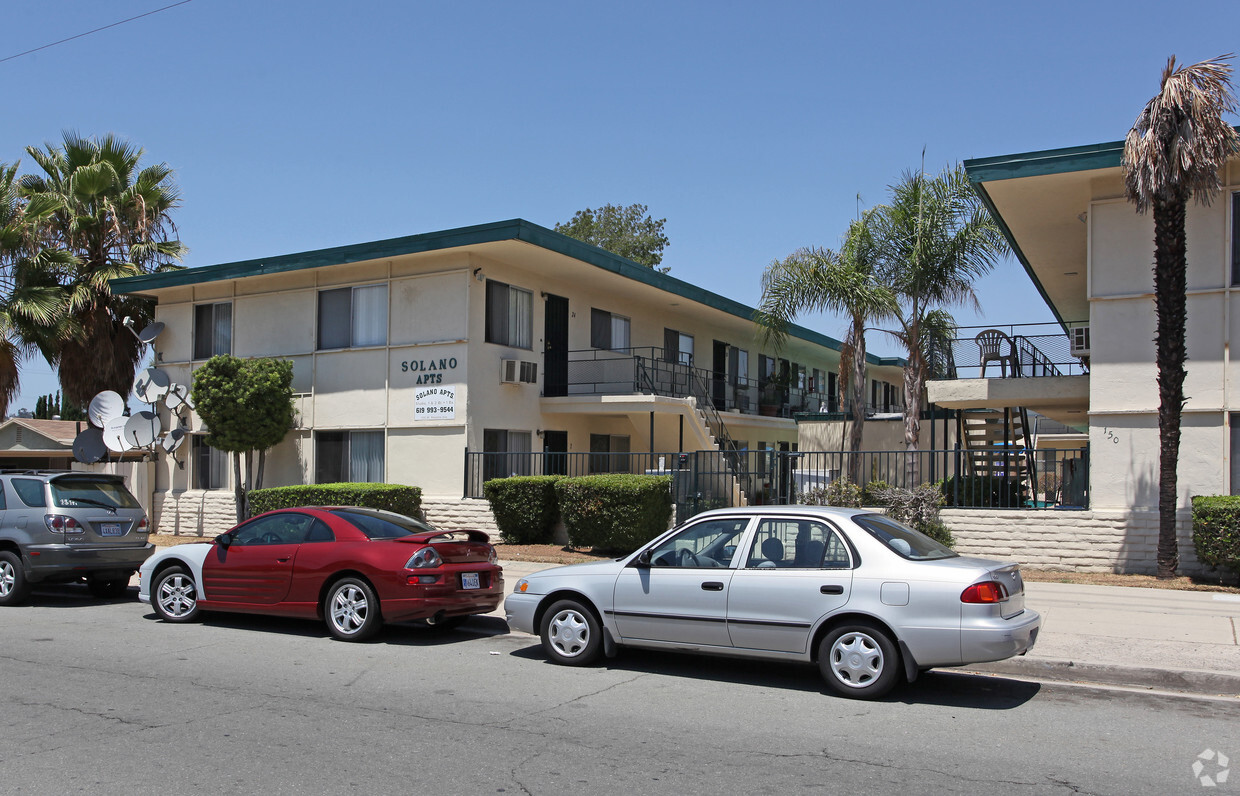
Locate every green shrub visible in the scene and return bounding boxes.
[917,520,956,548]
[555,475,673,552]
[941,474,1022,508]
[820,478,862,508]
[1192,496,1240,574]
[248,483,422,518]
[861,479,891,506]
[482,476,562,544]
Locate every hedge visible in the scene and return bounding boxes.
[1191,496,1240,574]
[940,474,1022,508]
[247,483,422,518]
[555,474,673,552]
[482,476,562,544]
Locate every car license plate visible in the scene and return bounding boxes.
[100,523,123,537]
[461,572,480,590]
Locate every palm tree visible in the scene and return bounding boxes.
[1122,55,1239,579]
[13,132,185,407]
[869,164,1009,482]
[0,163,27,416]
[755,213,897,482]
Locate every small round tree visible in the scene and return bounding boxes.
[191,355,295,522]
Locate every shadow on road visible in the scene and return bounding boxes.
[25,583,138,608]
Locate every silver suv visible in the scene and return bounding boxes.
[0,471,153,604]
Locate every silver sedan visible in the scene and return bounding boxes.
[505,505,1040,699]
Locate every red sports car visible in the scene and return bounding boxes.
[138,507,504,641]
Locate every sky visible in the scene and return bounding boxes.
[3,0,1238,413]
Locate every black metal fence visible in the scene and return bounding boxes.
[464,447,1089,519]
[939,323,1089,379]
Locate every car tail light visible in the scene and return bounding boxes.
[137,517,149,533]
[487,546,498,565]
[961,581,1008,604]
[44,514,82,534]
[406,547,443,569]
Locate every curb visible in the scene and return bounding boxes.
[960,657,1240,697]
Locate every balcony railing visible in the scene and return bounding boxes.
[563,347,905,418]
[934,323,1089,379]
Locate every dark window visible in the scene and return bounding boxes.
[485,280,532,348]
[853,513,958,561]
[12,478,46,507]
[193,438,228,490]
[482,428,531,481]
[591,309,630,351]
[230,513,314,546]
[318,285,387,350]
[315,430,384,483]
[332,508,437,539]
[589,434,630,473]
[194,302,232,359]
[663,328,693,364]
[50,478,140,509]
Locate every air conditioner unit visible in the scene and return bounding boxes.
[1069,326,1090,358]
[500,359,538,385]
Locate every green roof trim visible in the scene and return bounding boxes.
[112,218,906,367]
[963,139,1124,183]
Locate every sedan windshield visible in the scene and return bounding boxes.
[50,478,141,510]
[332,509,437,539]
[852,514,958,561]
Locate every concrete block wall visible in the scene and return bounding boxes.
[153,490,239,537]
[943,507,1208,576]
[421,497,500,535]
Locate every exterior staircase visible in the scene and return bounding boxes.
[957,407,1036,501]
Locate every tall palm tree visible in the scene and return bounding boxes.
[1122,55,1239,579]
[13,132,186,407]
[0,162,27,416]
[755,213,897,482]
[869,164,1009,482]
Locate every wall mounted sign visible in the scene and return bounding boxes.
[400,356,459,384]
[415,386,456,421]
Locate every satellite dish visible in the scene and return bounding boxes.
[102,416,132,453]
[161,427,187,453]
[137,321,165,343]
[124,411,161,448]
[73,428,107,464]
[165,384,184,410]
[88,391,125,428]
[134,367,171,403]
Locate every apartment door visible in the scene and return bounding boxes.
[543,294,569,397]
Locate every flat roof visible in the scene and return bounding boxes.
[112,218,906,367]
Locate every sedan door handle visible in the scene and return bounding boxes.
[276,557,292,563]
[701,582,724,591]
[820,585,844,595]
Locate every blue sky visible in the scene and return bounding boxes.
[3,0,1238,412]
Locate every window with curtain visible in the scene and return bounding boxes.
[192,437,229,489]
[193,302,232,359]
[485,280,533,349]
[589,434,631,474]
[317,284,388,350]
[315,430,385,483]
[482,428,532,481]
[591,309,631,351]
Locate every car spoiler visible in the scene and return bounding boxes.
[398,529,492,545]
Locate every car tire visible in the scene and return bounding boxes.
[151,566,201,623]
[325,578,382,641]
[88,575,132,599]
[540,599,602,666]
[818,622,900,700]
[0,550,31,607]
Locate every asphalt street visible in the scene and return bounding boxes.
[1,583,1237,795]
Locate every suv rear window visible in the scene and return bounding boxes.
[50,478,141,510]
[11,478,47,507]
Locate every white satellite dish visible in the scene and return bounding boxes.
[102,416,131,453]
[136,321,165,343]
[161,427,187,453]
[134,367,171,403]
[165,384,184,410]
[124,411,161,448]
[73,428,108,464]
[88,391,125,428]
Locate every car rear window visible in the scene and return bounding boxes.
[11,478,47,507]
[332,509,437,539]
[50,478,141,510]
[852,514,958,561]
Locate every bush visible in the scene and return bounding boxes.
[482,476,562,544]
[941,474,1023,508]
[1192,496,1240,574]
[808,478,861,508]
[247,483,422,518]
[916,520,956,548]
[556,475,673,552]
[872,483,943,528]
[861,479,891,506]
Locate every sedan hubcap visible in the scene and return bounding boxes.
[158,575,196,617]
[331,586,368,634]
[0,561,14,596]
[829,631,884,688]
[549,609,589,657]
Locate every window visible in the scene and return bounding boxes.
[1232,192,1240,285]
[590,309,631,351]
[485,280,533,349]
[482,428,532,481]
[315,430,385,483]
[193,438,229,490]
[230,513,317,546]
[745,519,850,568]
[730,348,749,385]
[647,519,749,568]
[758,355,776,387]
[589,434,630,473]
[11,478,46,507]
[318,284,388,350]
[853,513,958,560]
[1231,413,1240,495]
[194,302,232,359]
[827,372,838,411]
[663,328,694,365]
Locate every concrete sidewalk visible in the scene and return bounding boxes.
[489,560,1240,696]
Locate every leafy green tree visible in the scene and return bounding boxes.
[1122,55,1239,578]
[0,161,36,418]
[33,390,84,421]
[191,355,296,522]
[869,164,1009,481]
[755,212,896,481]
[10,132,185,409]
[554,203,670,271]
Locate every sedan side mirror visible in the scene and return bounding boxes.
[215,532,233,548]
[633,549,652,568]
